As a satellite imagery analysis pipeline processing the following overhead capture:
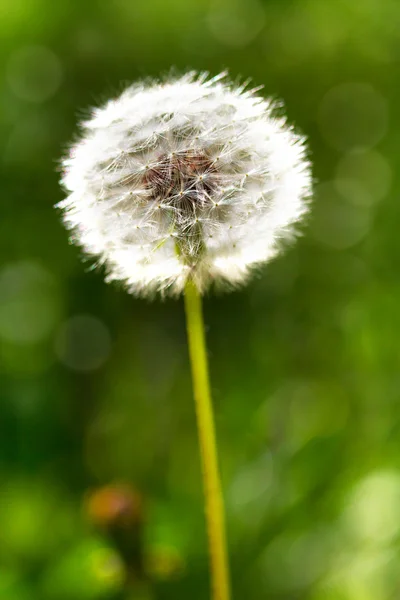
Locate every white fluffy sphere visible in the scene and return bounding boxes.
[58,72,311,296]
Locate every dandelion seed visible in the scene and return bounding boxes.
[58,72,311,297]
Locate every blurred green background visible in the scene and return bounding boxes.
[1,0,399,598]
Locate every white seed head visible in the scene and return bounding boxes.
[58,72,312,296]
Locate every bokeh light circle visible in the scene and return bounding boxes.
[6,45,62,103]
[207,0,265,47]
[318,83,388,150]
[55,315,111,371]
[336,149,392,204]
[0,261,60,344]
[310,182,372,249]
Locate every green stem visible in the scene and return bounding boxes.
[184,280,231,600]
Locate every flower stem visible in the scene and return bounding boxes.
[183,280,230,600]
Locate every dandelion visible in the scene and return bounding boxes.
[59,72,311,296]
[57,72,312,600]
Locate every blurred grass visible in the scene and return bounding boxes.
[1,0,400,598]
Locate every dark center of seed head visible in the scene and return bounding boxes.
[143,150,216,204]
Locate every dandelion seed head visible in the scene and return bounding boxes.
[58,72,312,296]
